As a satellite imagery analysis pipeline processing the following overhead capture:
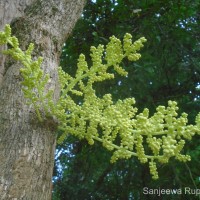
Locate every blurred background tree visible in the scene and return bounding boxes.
[53,0,200,199]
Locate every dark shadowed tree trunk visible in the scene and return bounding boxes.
[0,1,85,199]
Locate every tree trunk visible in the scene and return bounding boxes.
[0,1,85,199]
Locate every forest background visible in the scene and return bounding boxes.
[52,0,200,199]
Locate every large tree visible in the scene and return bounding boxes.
[0,0,85,199]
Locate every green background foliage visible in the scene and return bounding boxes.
[53,0,200,199]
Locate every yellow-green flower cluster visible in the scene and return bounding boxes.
[195,113,200,129]
[0,25,54,122]
[56,43,200,179]
[123,33,147,61]
[1,24,200,180]
[149,160,159,180]
[147,136,162,155]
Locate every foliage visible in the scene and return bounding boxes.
[54,0,200,199]
[0,24,200,182]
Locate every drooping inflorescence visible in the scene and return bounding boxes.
[0,24,199,179]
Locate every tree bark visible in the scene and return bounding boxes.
[0,0,85,199]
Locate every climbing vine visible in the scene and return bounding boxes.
[0,25,200,179]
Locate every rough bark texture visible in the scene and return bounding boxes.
[0,0,34,85]
[0,0,85,199]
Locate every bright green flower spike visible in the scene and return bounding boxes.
[1,24,199,180]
